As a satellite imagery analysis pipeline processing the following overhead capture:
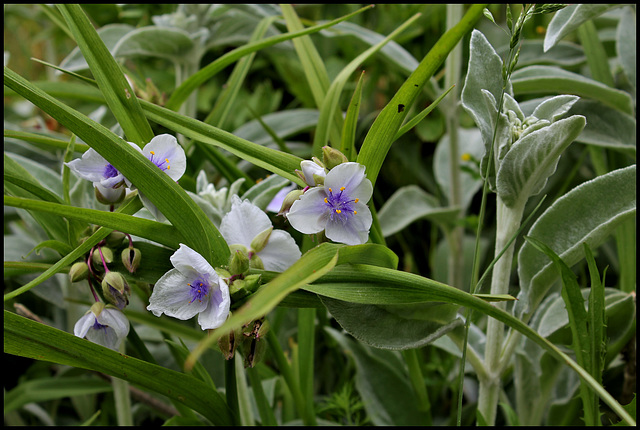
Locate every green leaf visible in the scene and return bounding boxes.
[3,196,142,302]
[496,115,586,208]
[523,236,598,425]
[358,5,487,187]
[140,99,305,186]
[394,84,455,141]
[460,29,512,185]
[112,27,195,62]
[233,108,319,147]
[185,242,341,370]
[568,99,636,155]
[434,127,485,212]
[3,310,233,426]
[4,195,184,250]
[516,165,637,317]
[4,376,112,414]
[56,5,154,145]
[166,5,374,111]
[322,298,462,350]
[59,23,135,72]
[543,4,621,52]
[312,12,421,155]
[616,6,636,89]
[325,327,432,425]
[4,153,64,204]
[4,67,230,267]
[511,65,634,115]
[377,185,460,237]
[341,71,366,161]
[498,40,586,69]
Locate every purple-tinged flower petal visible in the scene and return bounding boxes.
[66,148,125,188]
[300,160,326,186]
[287,161,373,245]
[256,230,302,272]
[220,197,272,248]
[147,244,230,330]
[74,304,129,350]
[143,134,186,182]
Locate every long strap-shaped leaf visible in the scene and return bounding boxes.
[357,4,487,187]
[185,242,341,370]
[300,264,634,425]
[4,310,233,426]
[57,4,154,146]
[312,12,422,156]
[140,100,306,186]
[166,5,374,111]
[4,196,184,249]
[3,196,142,302]
[4,67,230,267]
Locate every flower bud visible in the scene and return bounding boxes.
[105,230,126,248]
[243,274,262,294]
[250,227,273,254]
[228,247,250,276]
[218,322,241,360]
[322,146,348,170]
[102,271,131,309]
[249,253,264,270]
[69,261,89,282]
[278,189,304,217]
[229,278,249,301]
[95,184,125,205]
[91,246,113,268]
[298,159,326,186]
[90,300,106,317]
[241,336,267,368]
[121,247,142,273]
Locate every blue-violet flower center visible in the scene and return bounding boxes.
[324,186,359,222]
[189,275,210,303]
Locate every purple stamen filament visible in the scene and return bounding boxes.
[149,151,170,171]
[104,163,119,178]
[188,279,209,303]
[324,186,359,220]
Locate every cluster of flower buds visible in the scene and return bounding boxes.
[217,316,270,368]
[69,228,142,311]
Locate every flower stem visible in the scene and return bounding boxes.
[477,197,525,425]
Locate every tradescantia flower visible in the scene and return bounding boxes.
[65,148,127,204]
[74,302,130,350]
[220,196,301,272]
[287,162,373,245]
[147,244,230,330]
[125,134,187,221]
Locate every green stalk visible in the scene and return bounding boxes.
[477,198,526,425]
[266,330,311,425]
[247,366,278,426]
[444,4,464,291]
[297,308,318,425]
[112,342,133,426]
[225,356,241,426]
[401,349,432,424]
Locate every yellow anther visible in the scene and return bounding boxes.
[354,211,357,215]
[340,186,345,191]
[328,188,333,193]
[336,209,342,214]
[354,198,359,203]
[150,151,155,155]
[324,198,328,203]
[461,153,471,162]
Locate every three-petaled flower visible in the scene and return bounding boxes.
[65,148,127,204]
[287,162,373,245]
[74,302,130,350]
[147,244,230,330]
[125,134,186,221]
[220,196,301,272]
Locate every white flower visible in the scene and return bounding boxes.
[286,162,373,245]
[66,147,126,189]
[220,196,301,272]
[125,134,187,222]
[266,183,297,213]
[74,302,130,350]
[147,244,230,330]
